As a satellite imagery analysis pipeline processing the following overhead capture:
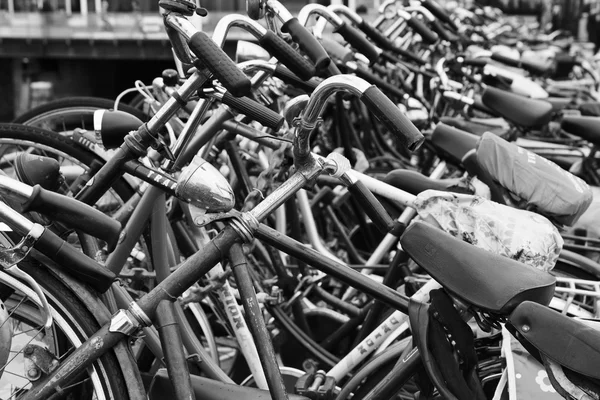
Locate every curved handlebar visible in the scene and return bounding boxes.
[210,14,316,80]
[298,4,345,33]
[293,75,424,165]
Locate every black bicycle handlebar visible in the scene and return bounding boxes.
[358,20,393,50]
[407,17,439,44]
[421,0,458,31]
[340,62,405,100]
[430,19,455,43]
[35,229,116,292]
[335,22,380,63]
[274,65,321,92]
[360,86,424,151]
[188,31,252,97]
[221,92,285,130]
[281,17,331,70]
[21,185,122,251]
[258,30,316,81]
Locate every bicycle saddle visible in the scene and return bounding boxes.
[400,222,556,314]
[561,116,600,147]
[430,123,479,165]
[510,301,600,380]
[579,101,600,117]
[481,87,553,128]
[473,94,499,117]
[383,169,470,196]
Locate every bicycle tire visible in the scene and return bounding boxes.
[0,253,133,399]
[13,97,148,132]
[0,123,134,201]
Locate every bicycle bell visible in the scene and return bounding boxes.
[176,155,235,213]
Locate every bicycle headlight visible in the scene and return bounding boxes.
[176,155,235,213]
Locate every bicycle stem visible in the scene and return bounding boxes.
[292,75,371,168]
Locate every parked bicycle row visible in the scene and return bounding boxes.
[1,1,600,399]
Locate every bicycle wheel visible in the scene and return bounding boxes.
[13,97,148,134]
[0,123,133,215]
[0,253,132,399]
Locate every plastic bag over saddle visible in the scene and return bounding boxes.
[476,132,592,227]
[413,190,563,271]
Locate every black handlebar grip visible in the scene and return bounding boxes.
[360,86,424,151]
[347,179,394,234]
[350,64,406,100]
[490,52,521,68]
[383,48,427,66]
[221,92,284,130]
[462,57,488,67]
[334,22,380,64]
[406,17,439,44]
[430,19,455,43]
[281,17,331,70]
[421,0,458,31]
[35,229,116,292]
[274,64,320,92]
[258,30,316,81]
[520,59,551,75]
[188,31,251,97]
[21,185,122,251]
[359,20,394,50]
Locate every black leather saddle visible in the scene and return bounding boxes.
[481,87,553,128]
[579,102,600,117]
[472,94,499,117]
[430,123,479,165]
[561,116,600,147]
[510,301,600,380]
[383,169,471,196]
[400,222,556,314]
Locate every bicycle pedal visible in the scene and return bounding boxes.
[294,371,336,400]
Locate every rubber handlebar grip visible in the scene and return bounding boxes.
[347,179,394,233]
[359,20,394,50]
[491,52,549,75]
[462,57,488,67]
[381,49,427,66]
[35,229,116,293]
[406,17,439,44]
[221,92,284,130]
[350,64,406,100]
[421,0,458,31]
[521,59,551,75]
[335,22,380,63]
[274,64,320,92]
[188,31,251,97]
[22,185,121,252]
[490,52,521,68]
[360,86,424,151]
[430,19,455,43]
[258,30,316,81]
[281,17,331,70]
[319,36,354,63]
